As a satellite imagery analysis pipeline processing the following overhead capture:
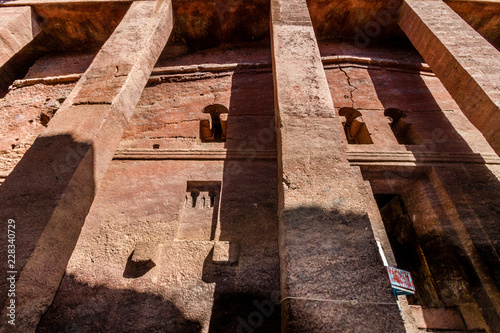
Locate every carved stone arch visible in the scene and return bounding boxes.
[338,107,373,144]
[200,104,228,142]
[384,108,422,145]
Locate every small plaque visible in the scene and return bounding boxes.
[386,266,415,296]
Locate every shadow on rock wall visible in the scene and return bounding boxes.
[0,135,95,311]
[36,274,202,333]
[202,68,281,332]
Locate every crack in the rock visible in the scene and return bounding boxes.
[141,135,197,139]
[339,66,357,108]
[72,101,112,106]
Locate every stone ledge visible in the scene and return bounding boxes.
[9,55,433,89]
[0,0,142,6]
[113,148,278,160]
[111,148,500,165]
[347,151,500,165]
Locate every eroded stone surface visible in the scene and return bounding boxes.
[37,159,281,332]
[0,83,75,176]
[3,38,500,331]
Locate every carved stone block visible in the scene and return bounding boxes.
[212,241,239,265]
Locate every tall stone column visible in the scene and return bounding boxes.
[0,7,43,88]
[270,0,405,331]
[0,1,173,331]
[398,0,500,156]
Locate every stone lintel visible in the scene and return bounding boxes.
[0,1,173,331]
[398,0,500,156]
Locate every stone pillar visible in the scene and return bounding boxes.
[398,0,500,156]
[0,7,42,88]
[270,0,405,331]
[0,1,173,331]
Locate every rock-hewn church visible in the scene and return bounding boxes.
[1,0,499,331]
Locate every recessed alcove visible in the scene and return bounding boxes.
[374,194,441,308]
[385,108,423,145]
[360,166,479,331]
[200,104,228,143]
[339,107,373,144]
[178,181,221,241]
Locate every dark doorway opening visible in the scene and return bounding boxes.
[375,194,442,307]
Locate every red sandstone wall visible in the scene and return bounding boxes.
[317,44,500,330]
[325,65,496,154]
[37,159,280,332]
[120,71,275,152]
[32,48,281,332]
[3,40,500,331]
[0,83,75,179]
